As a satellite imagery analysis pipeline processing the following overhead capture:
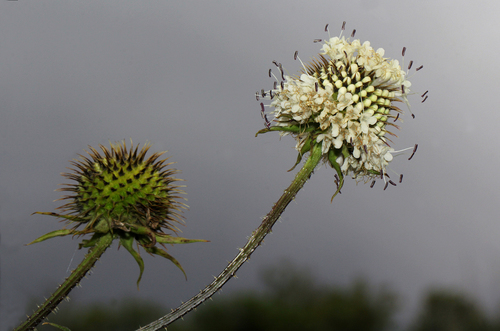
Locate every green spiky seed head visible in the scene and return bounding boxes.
[31,141,208,285]
[61,141,185,234]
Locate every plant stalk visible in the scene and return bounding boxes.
[137,143,324,331]
[14,232,114,331]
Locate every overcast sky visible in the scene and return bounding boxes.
[2,0,500,329]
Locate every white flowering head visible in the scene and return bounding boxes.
[256,24,424,195]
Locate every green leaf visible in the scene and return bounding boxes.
[42,322,72,331]
[27,229,74,245]
[120,234,145,288]
[255,124,314,137]
[287,137,313,172]
[79,232,112,249]
[127,223,152,236]
[155,233,209,245]
[146,246,187,280]
[32,212,82,222]
[328,148,345,202]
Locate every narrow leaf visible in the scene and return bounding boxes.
[33,212,82,222]
[287,137,312,172]
[155,233,209,245]
[120,235,145,288]
[328,148,345,201]
[27,229,74,245]
[146,246,187,280]
[42,322,72,331]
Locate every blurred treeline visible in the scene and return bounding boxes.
[30,261,500,331]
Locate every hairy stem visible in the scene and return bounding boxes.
[14,233,114,331]
[137,144,324,331]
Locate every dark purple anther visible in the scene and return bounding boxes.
[264,114,271,129]
[408,144,418,160]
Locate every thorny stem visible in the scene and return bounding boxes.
[137,143,324,331]
[13,232,114,331]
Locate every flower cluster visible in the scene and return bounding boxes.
[257,25,422,192]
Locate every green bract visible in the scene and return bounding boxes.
[31,141,207,285]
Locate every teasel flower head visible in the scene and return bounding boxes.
[256,22,424,197]
[30,141,207,286]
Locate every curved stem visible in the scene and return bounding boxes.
[137,144,324,331]
[14,232,114,331]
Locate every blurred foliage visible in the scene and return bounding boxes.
[409,289,494,331]
[28,261,500,331]
[34,297,165,331]
[172,260,398,331]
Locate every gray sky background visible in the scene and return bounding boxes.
[2,0,500,329]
